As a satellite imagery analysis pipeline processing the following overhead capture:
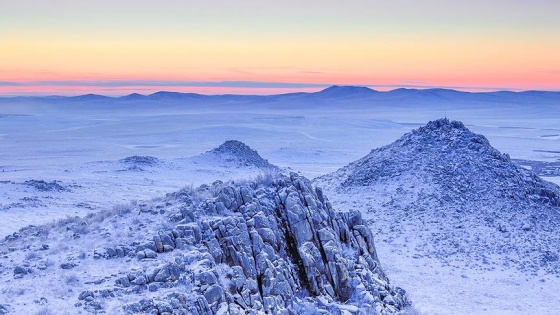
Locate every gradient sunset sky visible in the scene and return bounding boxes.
[1,0,559,96]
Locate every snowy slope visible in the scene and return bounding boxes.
[0,141,279,237]
[316,118,560,314]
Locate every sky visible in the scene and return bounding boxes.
[1,0,559,96]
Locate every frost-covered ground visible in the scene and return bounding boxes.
[1,88,559,314]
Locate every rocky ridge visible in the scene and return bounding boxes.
[317,118,560,273]
[0,173,408,314]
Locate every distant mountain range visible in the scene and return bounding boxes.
[2,85,560,102]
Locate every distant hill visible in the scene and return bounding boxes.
[67,94,113,101]
[146,91,208,101]
[199,140,278,170]
[314,85,378,98]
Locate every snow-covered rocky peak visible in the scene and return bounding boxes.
[331,118,559,207]
[395,118,491,151]
[317,118,560,273]
[410,117,470,138]
[0,173,408,314]
[204,140,277,169]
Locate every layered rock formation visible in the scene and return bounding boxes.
[1,173,408,314]
[123,173,408,314]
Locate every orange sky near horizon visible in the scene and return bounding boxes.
[1,0,559,95]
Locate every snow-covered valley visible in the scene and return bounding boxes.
[1,87,559,314]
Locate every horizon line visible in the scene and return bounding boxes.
[1,81,559,98]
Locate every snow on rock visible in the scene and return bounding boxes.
[317,118,560,273]
[202,140,278,169]
[117,156,161,172]
[120,156,160,166]
[0,173,408,314]
[23,179,68,192]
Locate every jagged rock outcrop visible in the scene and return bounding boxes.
[317,118,560,273]
[203,140,277,169]
[120,173,408,314]
[0,173,408,314]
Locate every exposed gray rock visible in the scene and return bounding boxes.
[204,285,224,305]
[136,248,158,260]
[199,271,217,286]
[60,262,77,269]
[23,179,67,192]
[13,265,29,279]
[148,283,159,292]
[85,300,103,312]
[78,290,94,300]
[150,263,181,283]
[105,245,134,259]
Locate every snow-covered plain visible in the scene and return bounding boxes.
[1,87,559,314]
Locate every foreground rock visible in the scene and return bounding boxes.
[124,173,408,314]
[0,173,408,314]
